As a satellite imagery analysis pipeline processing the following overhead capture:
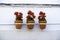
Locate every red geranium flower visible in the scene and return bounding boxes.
[38,16,41,19]
[39,11,43,15]
[26,16,31,18]
[14,12,23,18]
[38,11,46,19]
[27,10,35,18]
[14,12,18,15]
[28,10,32,14]
[18,12,23,18]
[31,13,35,18]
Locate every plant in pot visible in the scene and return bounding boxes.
[38,11,47,29]
[26,10,35,29]
[14,12,23,29]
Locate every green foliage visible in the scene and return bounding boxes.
[16,18,22,20]
[39,18,46,21]
[27,18,34,21]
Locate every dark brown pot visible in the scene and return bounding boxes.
[40,25,46,29]
[27,20,34,29]
[39,21,47,29]
[15,20,23,29]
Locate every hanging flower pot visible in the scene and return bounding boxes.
[38,11,47,30]
[15,20,23,29]
[14,12,23,29]
[39,20,47,29]
[26,10,35,29]
[27,19,35,29]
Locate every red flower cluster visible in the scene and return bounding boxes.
[27,10,35,18]
[14,12,23,18]
[38,11,46,19]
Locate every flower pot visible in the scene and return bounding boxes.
[39,20,47,29]
[27,20,34,29]
[15,20,23,29]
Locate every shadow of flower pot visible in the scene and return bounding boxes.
[27,20,35,29]
[15,20,23,29]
